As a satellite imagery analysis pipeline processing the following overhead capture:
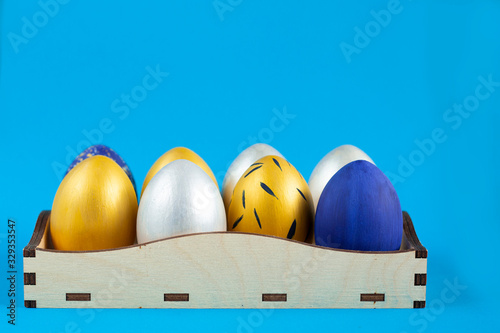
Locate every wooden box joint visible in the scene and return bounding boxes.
[414,273,427,286]
[66,293,91,301]
[25,300,37,308]
[414,301,426,308]
[24,273,36,285]
[164,293,189,302]
[360,293,385,302]
[262,294,287,302]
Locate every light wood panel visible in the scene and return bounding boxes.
[24,211,427,309]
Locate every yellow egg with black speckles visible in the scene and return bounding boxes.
[51,155,137,251]
[141,147,218,197]
[227,156,314,242]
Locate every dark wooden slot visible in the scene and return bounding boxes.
[414,300,426,308]
[415,273,427,286]
[415,250,428,258]
[66,293,91,301]
[25,300,37,308]
[360,293,385,302]
[23,210,51,257]
[402,212,428,258]
[262,294,287,302]
[164,293,189,302]
[24,273,36,285]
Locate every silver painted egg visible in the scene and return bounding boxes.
[137,159,226,243]
[309,145,374,211]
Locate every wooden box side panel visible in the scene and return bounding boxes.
[24,210,427,309]
[25,233,426,309]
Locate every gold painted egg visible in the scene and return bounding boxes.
[227,156,314,242]
[50,155,138,251]
[141,147,218,197]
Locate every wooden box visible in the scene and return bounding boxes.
[23,211,427,309]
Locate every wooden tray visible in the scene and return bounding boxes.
[23,211,427,309]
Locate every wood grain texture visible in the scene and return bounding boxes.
[24,210,427,309]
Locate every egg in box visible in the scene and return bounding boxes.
[140,147,218,197]
[49,143,402,252]
[227,155,314,242]
[137,159,226,243]
[315,160,403,251]
[66,144,137,194]
[308,144,374,211]
[137,147,225,244]
[222,143,284,210]
[50,155,137,251]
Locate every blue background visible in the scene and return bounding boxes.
[1,0,499,332]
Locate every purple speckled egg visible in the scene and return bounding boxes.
[66,145,136,194]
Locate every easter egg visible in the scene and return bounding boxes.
[315,160,402,251]
[309,145,374,210]
[141,147,218,197]
[227,156,313,242]
[222,143,283,209]
[66,144,136,194]
[51,155,138,251]
[137,159,226,243]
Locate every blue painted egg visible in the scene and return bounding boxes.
[315,160,402,251]
[66,145,136,194]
